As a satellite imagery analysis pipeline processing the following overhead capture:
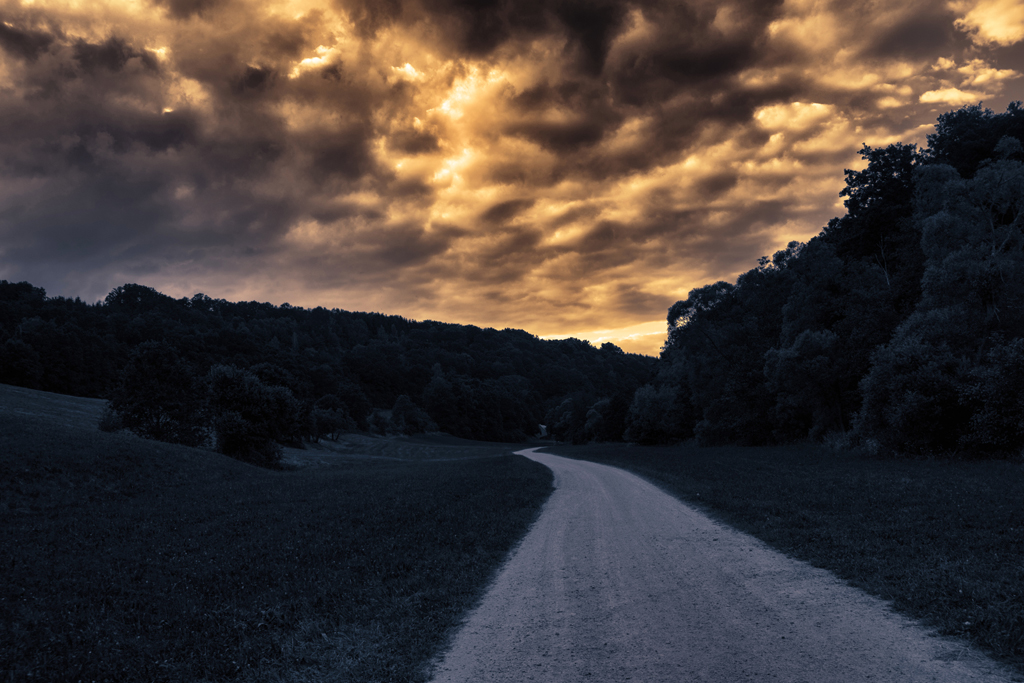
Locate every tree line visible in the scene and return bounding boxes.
[0,278,655,464]
[632,103,1024,457]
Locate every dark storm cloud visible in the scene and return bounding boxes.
[236,64,274,91]
[356,222,457,269]
[342,0,626,70]
[547,204,602,230]
[572,220,627,254]
[0,15,310,298]
[74,36,158,72]
[508,118,607,153]
[868,10,961,60]
[694,172,740,198]
[608,283,673,316]
[461,0,793,181]
[389,128,441,154]
[549,0,629,74]
[152,0,226,20]
[283,220,466,291]
[458,225,547,284]
[605,0,784,106]
[0,34,182,167]
[0,20,54,61]
[480,198,536,224]
[307,132,377,182]
[502,80,623,160]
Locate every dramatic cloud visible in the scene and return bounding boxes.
[1,0,1022,354]
[952,0,1024,46]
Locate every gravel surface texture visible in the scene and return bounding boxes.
[428,448,1016,682]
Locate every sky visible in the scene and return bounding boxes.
[1,0,1023,355]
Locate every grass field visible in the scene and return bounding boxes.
[552,441,1024,675]
[0,384,553,682]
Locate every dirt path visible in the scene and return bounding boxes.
[428,448,1016,682]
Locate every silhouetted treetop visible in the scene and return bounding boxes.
[649,103,1024,456]
[0,278,655,444]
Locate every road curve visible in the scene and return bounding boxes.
[428,448,1015,683]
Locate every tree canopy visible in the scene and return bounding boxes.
[0,279,655,448]
[652,103,1024,457]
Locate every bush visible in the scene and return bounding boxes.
[312,395,356,441]
[367,409,392,435]
[207,365,302,467]
[623,385,691,445]
[213,411,283,468]
[97,404,123,433]
[855,325,969,456]
[390,395,436,435]
[959,338,1024,454]
[544,393,593,444]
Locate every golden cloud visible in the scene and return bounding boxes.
[920,86,990,103]
[952,0,1024,46]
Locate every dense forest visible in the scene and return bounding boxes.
[2,103,1022,461]
[634,102,1024,457]
[0,277,655,462]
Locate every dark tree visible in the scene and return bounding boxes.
[927,102,1024,177]
[107,341,208,447]
[856,147,1024,455]
[1,277,655,445]
[390,395,436,435]
[764,238,897,440]
[622,385,690,445]
[824,142,924,316]
[311,394,356,441]
[664,248,796,446]
[207,365,302,467]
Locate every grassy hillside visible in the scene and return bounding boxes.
[0,384,553,682]
[553,442,1024,676]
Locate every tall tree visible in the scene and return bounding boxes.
[857,142,1024,454]
[823,142,923,316]
[108,341,208,447]
[664,247,796,445]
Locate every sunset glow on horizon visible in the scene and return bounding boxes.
[2,0,1023,354]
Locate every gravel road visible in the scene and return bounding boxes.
[428,448,1017,682]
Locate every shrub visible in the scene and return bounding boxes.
[312,395,357,441]
[96,404,123,433]
[390,395,436,435]
[959,338,1024,454]
[207,365,302,467]
[623,385,690,445]
[213,410,283,468]
[855,325,969,456]
[367,409,392,435]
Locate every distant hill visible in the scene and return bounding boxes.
[0,280,656,444]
